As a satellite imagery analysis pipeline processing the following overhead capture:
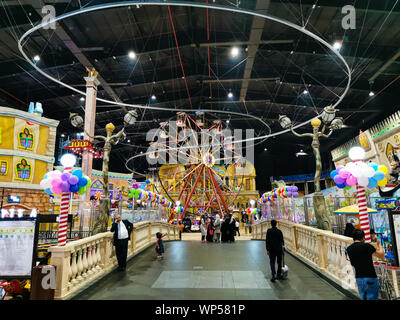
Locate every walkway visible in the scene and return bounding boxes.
[73,240,351,300]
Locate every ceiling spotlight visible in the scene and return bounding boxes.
[61,134,65,138]
[296,149,308,157]
[226,120,230,124]
[228,92,233,98]
[140,151,143,154]
[264,148,267,151]
[33,55,40,61]
[113,56,116,59]
[231,46,240,57]
[127,139,131,143]
[369,91,375,97]
[128,51,136,59]
[303,90,309,95]
[151,95,156,100]
[80,97,85,101]
[290,51,294,55]
[333,41,342,50]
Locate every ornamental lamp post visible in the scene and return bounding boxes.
[69,109,138,234]
[278,105,343,230]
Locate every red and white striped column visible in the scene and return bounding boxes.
[356,184,371,243]
[58,166,72,246]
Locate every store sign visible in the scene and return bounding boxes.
[7,195,21,203]
[65,139,103,158]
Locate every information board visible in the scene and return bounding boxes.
[0,219,37,278]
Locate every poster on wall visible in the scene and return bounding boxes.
[390,211,400,267]
[0,219,37,278]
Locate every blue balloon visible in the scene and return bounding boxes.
[145,179,150,184]
[44,174,49,179]
[337,183,346,189]
[373,171,385,181]
[70,184,80,193]
[330,170,338,180]
[72,169,83,179]
[140,185,145,189]
[368,162,378,171]
[78,177,88,187]
[367,178,378,188]
[45,188,53,195]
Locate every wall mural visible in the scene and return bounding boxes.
[15,158,32,181]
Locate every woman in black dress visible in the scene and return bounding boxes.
[206,217,214,242]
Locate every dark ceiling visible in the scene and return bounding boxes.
[0,0,399,192]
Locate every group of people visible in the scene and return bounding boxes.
[199,213,240,243]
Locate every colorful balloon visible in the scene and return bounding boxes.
[68,175,79,185]
[378,165,388,175]
[72,169,83,178]
[78,177,88,187]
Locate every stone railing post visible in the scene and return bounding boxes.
[290,224,298,253]
[99,233,112,269]
[148,222,152,243]
[48,246,72,300]
[317,233,328,271]
[131,225,136,253]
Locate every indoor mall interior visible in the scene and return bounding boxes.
[0,0,399,302]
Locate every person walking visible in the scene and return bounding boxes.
[213,214,222,242]
[265,219,285,282]
[110,214,133,271]
[200,214,207,243]
[235,218,240,237]
[346,229,386,300]
[344,222,355,237]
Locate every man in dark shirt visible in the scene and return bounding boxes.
[346,229,385,300]
[265,220,285,282]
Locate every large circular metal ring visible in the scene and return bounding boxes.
[18,0,351,148]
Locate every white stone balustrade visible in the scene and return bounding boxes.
[49,221,180,300]
[252,219,358,295]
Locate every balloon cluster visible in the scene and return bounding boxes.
[330,162,388,189]
[172,205,184,214]
[40,169,91,195]
[258,186,299,204]
[246,208,260,215]
[128,188,173,208]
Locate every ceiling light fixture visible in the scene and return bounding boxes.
[231,46,239,57]
[369,91,375,97]
[80,97,85,101]
[333,41,342,50]
[228,92,233,98]
[33,55,40,61]
[303,90,309,95]
[151,95,156,100]
[128,51,136,59]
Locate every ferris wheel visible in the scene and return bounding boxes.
[148,111,246,220]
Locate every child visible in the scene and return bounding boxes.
[155,232,166,260]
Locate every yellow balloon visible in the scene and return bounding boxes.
[377,177,387,187]
[378,165,388,175]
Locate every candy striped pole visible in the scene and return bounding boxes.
[356,184,371,243]
[58,166,72,246]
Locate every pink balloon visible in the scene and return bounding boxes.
[346,175,357,186]
[51,178,62,187]
[336,165,344,172]
[53,186,62,194]
[339,170,349,179]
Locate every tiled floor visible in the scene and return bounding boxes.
[73,240,351,300]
